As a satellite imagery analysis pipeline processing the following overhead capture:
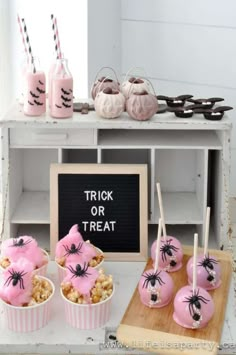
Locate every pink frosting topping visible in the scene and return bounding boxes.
[1,236,47,269]
[63,262,99,298]
[0,258,34,306]
[56,224,97,263]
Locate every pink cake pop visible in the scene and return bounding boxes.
[0,258,34,306]
[187,207,221,290]
[1,236,47,269]
[55,224,97,265]
[139,218,174,308]
[173,234,214,329]
[151,183,183,272]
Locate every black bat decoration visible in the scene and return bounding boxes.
[62,102,72,108]
[61,88,70,95]
[30,91,39,99]
[169,104,205,118]
[36,87,45,94]
[194,105,233,121]
[34,99,43,106]
[61,95,72,102]
[187,97,224,109]
[157,94,193,108]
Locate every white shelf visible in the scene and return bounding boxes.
[17,224,50,252]
[11,191,49,224]
[153,192,202,224]
[99,130,222,149]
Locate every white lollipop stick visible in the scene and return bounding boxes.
[193,233,198,292]
[156,183,167,240]
[154,218,162,272]
[204,207,211,257]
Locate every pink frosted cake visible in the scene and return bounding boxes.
[186,253,221,290]
[151,236,183,272]
[55,224,104,269]
[138,268,174,308]
[173,286,214,329]
[0,236,48,272]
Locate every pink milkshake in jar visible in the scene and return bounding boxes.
[50,58,73,118]
[23,58,46,116]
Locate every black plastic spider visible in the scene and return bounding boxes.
[10,238,31,248]
[63,242,83,257]
[160,239,179,266]
[4,269,27,289]
[142,270,165,289]
[198,254,218,281]
[67,263,91,279]
[183,289,209,321]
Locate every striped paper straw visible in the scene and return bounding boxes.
[21,18,36,73]
[51,14,62,59]
[17,14,29,63]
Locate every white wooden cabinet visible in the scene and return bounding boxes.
[0,102,232,252]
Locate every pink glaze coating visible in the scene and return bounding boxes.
[55,224,97,264]
[0,258,34,306]
[1,236,48,269]
[151,236,183,272]
[138,268,174,308]
[186,253,221,290]
[173,285,214,329]
[63,261,99,301]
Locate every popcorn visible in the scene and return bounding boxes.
[61,268,113,304]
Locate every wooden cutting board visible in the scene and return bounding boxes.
[117,246,232,355]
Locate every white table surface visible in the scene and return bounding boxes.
[0,261,235,355]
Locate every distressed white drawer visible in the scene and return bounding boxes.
[10,128,96,147]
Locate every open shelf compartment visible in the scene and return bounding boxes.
[153,149,208,227]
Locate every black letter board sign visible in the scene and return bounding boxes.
[50,164,148,261]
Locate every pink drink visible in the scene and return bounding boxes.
[50,58,73,118]
[48,61,56,108]
[51,77,73,118]
[23,71,46,116]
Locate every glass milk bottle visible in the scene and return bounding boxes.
[50,58,73,118]
[23,58,46,116]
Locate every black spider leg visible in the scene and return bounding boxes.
[19,272,27,289]
[161,247,168,262]
[39,80,44,85]
[28,100,34,105]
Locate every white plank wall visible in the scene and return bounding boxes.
[87,0,121,95]
[121,0,236,196]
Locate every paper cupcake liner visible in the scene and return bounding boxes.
[32,249,50,277]
[60,285,114,329]
[56,247,104,283]
[2,276,55,332]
